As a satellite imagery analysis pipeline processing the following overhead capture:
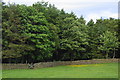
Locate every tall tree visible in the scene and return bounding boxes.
[98,31,119,58]
[2,3,33,63]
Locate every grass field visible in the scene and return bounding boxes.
[2,63,118,78]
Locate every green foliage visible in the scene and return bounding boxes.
[2,3,32,60]
[98,31,119,58]
[2,1,120,63]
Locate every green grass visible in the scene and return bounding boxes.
[2,63,118,78]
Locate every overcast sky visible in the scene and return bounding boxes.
[3,0,119,22]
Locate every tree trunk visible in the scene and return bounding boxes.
[21,56,24,63]
[106,52,108,59]
[26,60,28,64]
[15,58,17,64]
[69,50,74,61]
[113,48,116,59]
[69,51,72,61]
[9,58,11,63]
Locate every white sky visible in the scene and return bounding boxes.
[3,0,119,22]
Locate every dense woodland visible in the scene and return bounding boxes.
[2,1,120,63]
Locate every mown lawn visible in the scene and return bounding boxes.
[2,63,118,78]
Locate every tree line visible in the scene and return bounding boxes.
[2,1,120,63]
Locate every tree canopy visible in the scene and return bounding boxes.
[2,2,120,63]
